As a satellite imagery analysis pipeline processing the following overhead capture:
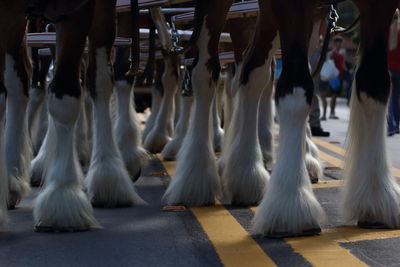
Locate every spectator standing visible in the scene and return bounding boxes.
[388,9,400,136]
[329,36,346,119]
[309,36,330,136]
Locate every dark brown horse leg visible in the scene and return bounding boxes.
[343,0,400,229]
[33,0,99,231]
[85,0,144,208]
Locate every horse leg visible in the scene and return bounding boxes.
[114,77,149,182]
[161,93,193,161]
[305,126,323,183]
[0,18,8,225]
[85,0,144,207]
[143,55,177,153]
[222,10,279,205]
[33,0,98,231]
[211,94,224,153]
[258,77,275,169]
[163,0,233,206]
[74,58,91,168]
[174,87,181,126]
[217,64,236,176]
[218,17,257,176]
[5,18,32,208]
[27,53,51,156]
[144,8,179,153]
[343,0,400,228]
[252,0,324,237]
[142,60,163,142]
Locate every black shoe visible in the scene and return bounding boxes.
[311,127,330,137]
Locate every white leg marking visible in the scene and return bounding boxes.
[222,61,270,205]
[142,87,162,142]
[161,95,193,161]
[34,94,98,230]
[258,80,275,168]
[30,115,56,186]
[305,131,323,182]
[0,94,8,226]
[174,89,181,126]
[252,87,324,235]
[144,56,178,153]
[211,94,224,153]
[75,92,91,167]
[342,92,400,227]
[86,48,144,207]
[114,80,149,181]
[163,21,221,206]
[27,87,47,155]
[5,54,31,207]
[217,63,240,176]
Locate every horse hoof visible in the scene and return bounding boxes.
[7,192,21,210]
[91,199,133,209]
[34,224,90,233]
[357,221,388,229]
[30,180,42,187]
[264,227,321,239]
[162,156,175,162]
[131,170,142,183]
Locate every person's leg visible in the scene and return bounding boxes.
[309,93,329,136]
[319,81,328,120]
[330,93,339,119]
[309,94,321,128]
[391,71,400,133]
[387,71,397,135]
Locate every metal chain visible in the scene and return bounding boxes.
[168,21,186,54]
[329,4,339,33]
[181,65,193,97]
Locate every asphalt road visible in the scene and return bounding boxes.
[2,99,400,267]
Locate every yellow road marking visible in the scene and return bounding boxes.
[324,227,400,243]
[159,153,400,267]
[249,206,395,267]
[191,205,277,267]
[312,138,346,155]
[158,155,276,267]
[314,137,400,178]
[319,150,344,169]
[312,179,344,189]
[161,160,176,175]
[284,235,368,267]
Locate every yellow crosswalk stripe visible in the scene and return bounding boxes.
[314,137,400,178]
[319,150,343,169]
[191,205,277,267]
[312,138,346,155]
[158,155,276,267]
[284,235,368,267]
[158,150,400,267]
[248,207,370,267]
